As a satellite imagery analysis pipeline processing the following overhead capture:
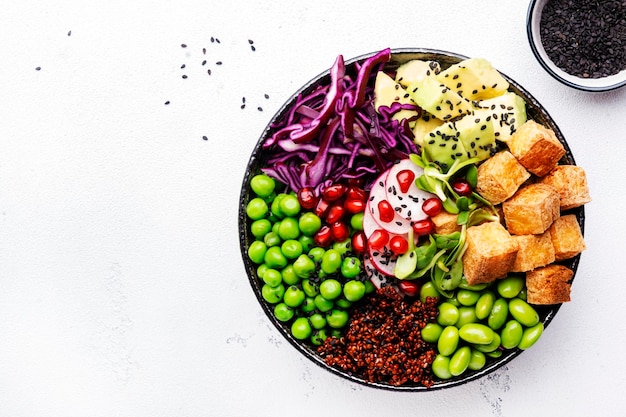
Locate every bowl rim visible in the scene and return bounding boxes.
[239,47,585,391]
[526,0,626,92]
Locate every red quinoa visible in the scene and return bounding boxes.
[317,286,439,387]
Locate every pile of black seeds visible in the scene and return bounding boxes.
[539,0,626,78]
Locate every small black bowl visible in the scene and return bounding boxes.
[527,0,626,92]
[239,48,585,391]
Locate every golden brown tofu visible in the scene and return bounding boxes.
[503,183,560,235]
[526,264,573,304]
[462,221,519,285]
[548,214,586,261]
[430,211,461,235]
[476,150,531,205]
[539,165,591,210]
[510,233,555,272]
[507,120,565,177]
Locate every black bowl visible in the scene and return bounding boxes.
[239,48,585,391]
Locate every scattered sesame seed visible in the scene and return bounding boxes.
[211,37,215,43]
[242,97,246,103]
[67,30,72,36]
[251,45,256,51]
[35,66,41,71]
[215,38,220,44]
[264,94,269,99]
[181,43,187,48]
[182,74,188,79]
[202,47,206,54]
[164,100,170,105]
[248,39,254,44]
[241,104,246,109]
[181,64,186,69]
[216,61,222,65]
[202,135,208,140]
[207,69,212,75]
[201,60,207,66]
[257,107,263,111]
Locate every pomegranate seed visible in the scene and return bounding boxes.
[345,186,366,202]
[422,197,443,217]
[326,204,345,224]
[398,280,420,297]
[377,200,395,223]
[368,229,390,251]
[451,178,473,196]
[389,235,409,255]
[297,187,318,210]
[314,199,330,218]
[396,169,415,194]
[412,218,435,236]
[351,231,366,254]
[344,199,365,214]
[314,225,333,248]
[330,221,350,242]
[322,183,346,202]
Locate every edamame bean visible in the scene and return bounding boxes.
[468,349,487,371]
[438,326,459,356]
[420,281,440,303]
[501,319,524,349]
[487,298,509,330]
[246,197,269,220]
[450,346,471,377]
[455,306,478,329]
[518,322,544,350]
[321,249,342,274]
[473,332,501,353]
[247,240,267,264]
[437,302,459,326]
[497,275,525,298]
[475,290,496,320]
[457,289,481,306]
[459,323,495,345]
[421,323,444,343]
[458,276,489,291]
[432,354,452,380]
[486,349,503,358]
[508,298,540,327]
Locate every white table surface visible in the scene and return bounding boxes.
[2,1,625,416]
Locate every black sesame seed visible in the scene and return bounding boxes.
[182,74,188,79]
[202,135,208,140]
[251,45,256,51]
[207,69,212,75]
[258,107,263,111]
[35,66,41,71]
[202,60,207,66]
[181,64,186,69]
[67,30,72,36]
[264,93,269,99]
[248,39,254,44]
[181,43,187,48]
[164,100,170,105]
[216,61,222,65]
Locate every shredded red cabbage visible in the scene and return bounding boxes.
[262,48,420,193]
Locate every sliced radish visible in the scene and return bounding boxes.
[367,172,412,235]
[364,255,397,290]
[385,159,435,222]
[366,237,398,277]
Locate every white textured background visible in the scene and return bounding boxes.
[1,1,625,416]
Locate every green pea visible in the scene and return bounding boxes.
[350,212,364,231]
[291,317,312,340]
[302,279,319,297]
[281,239,303,259]
[437,302,459,326]
[279,194,301,217]
[421,323,443,343]
[273,303,294,322]
[263,231,281,247]
[364,279,376,294]
[459,323,495,345]
[501,319,524,349]
[335,298,352,309]
[263,246,288,269]
[246,197,269,220]
[518,322,544,350]
[292,254,316,278]
[251,218,272,239]
[468,349,487,371]
[261,283,285,304]
[298,212,322,236]
[321,249,342,274]
[250,174,276,197]
[333,239,352,256]
[280,265,300,286]
[314,294,334,312]
[271,220,281,234]
[326,309,349,328]
[509,298,540,327]
[497,275,525,298]
[457,289,481,306]
[473,332,501,353]
[438,326,459,356]
[341,257,361,279]
[256,263,269,280]
[270,194,287,218]
[310,329,328,346]
[278,217,300,240]
[301,297,316,313]
[449,346,471,377]
[487,298,509,330]
[308,247,326,263]
[420,281,440,303]
[262,268,282,287]
[432,354,452,380]
[320,279,342,300]
[455,306,478,328]
[343,280,366,302]
[475,290,496,320]
[247,241,267,264]
[298,235,315,252]
[309,313,327,330]
[329,329,342,338]
[283,285,305,307]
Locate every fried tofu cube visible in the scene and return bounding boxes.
[462,221,519,285]
[507,120,565,177]
[510,233,555,272]
[476,150,531,205]
[539,165,591,210]
[549,214,586,261]
[431,211,461,235]
[526,264,574,304]
[503,183,560,235]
